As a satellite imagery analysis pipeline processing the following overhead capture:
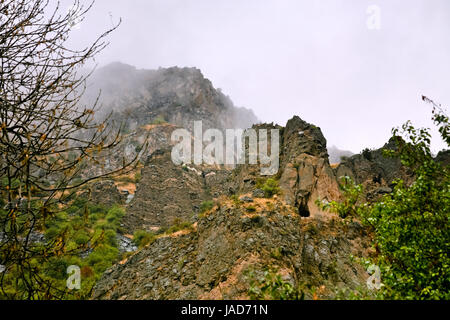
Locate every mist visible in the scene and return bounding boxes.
[62,0,450,154]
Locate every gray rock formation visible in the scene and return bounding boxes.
[334,138,415,200]
[335,138,407,186]
[117,235,138,253]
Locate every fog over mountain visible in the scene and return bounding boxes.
[63,0,450,154]
[83,62,259,131]
[327,145,355,164]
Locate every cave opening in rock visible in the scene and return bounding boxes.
[298,203,310,217]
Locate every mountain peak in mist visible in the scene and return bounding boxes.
[85,62,260,130]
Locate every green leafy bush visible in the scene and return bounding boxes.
[104,229,118,247]
[87,244,119,273]
[230,195,242,207]
[317,175,363,218]
[133,230,156,248]
[247,268,304,300]
[105,206,125,227]
[74,231,90,246]
[261,178,280,198]
[320,101,450,300]
[1,199,128,299]
[43,257,71,280]
[199,200,214,213]
[151,115,167,124]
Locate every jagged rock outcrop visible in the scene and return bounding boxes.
[336,138,405,185]
[124,115,344,230]
[93,197,373,300]
[231,117,341,218]
[334,138,414,199]
[92,115,371,300]
[278,116,341,217]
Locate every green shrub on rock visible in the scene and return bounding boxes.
[133,230,156,248]
[261,178,280,198]
[199,200,214,213]
[247,268,304,300]
[320,101,450,300]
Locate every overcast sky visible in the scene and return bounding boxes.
[64,0,450,153]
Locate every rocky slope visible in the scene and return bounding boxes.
[93,196,373,300]
[124,148,233,231]
[92,115,377,299]
[125,116,341,231]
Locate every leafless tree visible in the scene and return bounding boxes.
[0,0,142,299]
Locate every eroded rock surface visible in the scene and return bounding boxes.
[94,198,372,300]
[124,148,232,231]
[232,117,341,218]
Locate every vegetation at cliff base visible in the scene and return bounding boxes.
[321,98,450,300]
[0,199,127,299]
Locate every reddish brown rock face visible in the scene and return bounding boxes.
[279,154,341,217]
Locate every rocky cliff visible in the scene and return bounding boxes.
[92,114,377,299]
[86,65,431,300]
[124,148,233,231]
[125,116,342,230]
